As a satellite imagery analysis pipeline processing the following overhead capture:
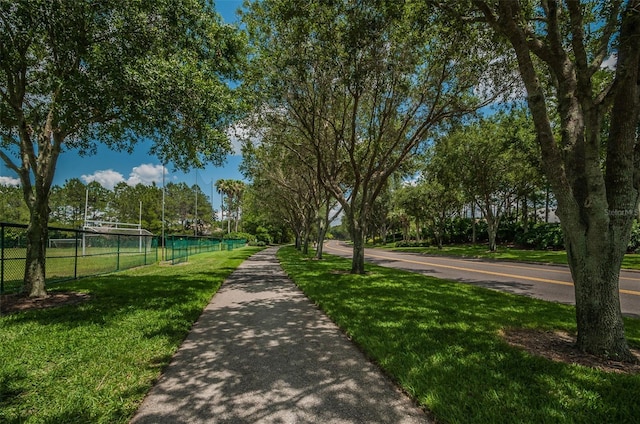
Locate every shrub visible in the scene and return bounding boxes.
[394,240,431,248]
[496,216,523,244]
[515,223,564,250]
[223,231,255,243]
[628,221,640,253]
[255,226,272,245]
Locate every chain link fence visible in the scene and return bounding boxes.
[165,235,246,264]
[1,222,158,295]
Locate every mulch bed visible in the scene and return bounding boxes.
[501,328,640,374]
[0,291,91,315]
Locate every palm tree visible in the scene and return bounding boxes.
[215,179,231,233]
[228,180,245,232]
[216,179,246,234]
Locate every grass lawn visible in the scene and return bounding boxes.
[0,246,262,424]
[278,246,640,423]
[1,248,160,294]
[384,243,640,270]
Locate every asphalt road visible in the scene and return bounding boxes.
[324,240,640,318]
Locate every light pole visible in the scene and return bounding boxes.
[161,164,166,261]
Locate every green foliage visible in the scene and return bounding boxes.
[412,217,489,246]
[1,0,247,294]
[1,0,246,171]
[394,240,431,248]
[46,179,217,235]
[254,226,272,245]
[223,231,254,242]
[243,0,509,271]
[215,179,246,233]
[278,247,640,423]
[628,221,640,253]
[0,247,262,423]
[426,109,541,250]
[515,223,565,250]
[0,184,29,223]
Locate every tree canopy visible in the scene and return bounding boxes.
[462,0,640,360]
[242,0,510,273]
[0,0,246,296]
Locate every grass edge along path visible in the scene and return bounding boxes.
[0,246,263,424]
[277,246,640,424]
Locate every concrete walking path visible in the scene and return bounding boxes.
[131,246,430,423]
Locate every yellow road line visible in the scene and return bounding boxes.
[404,251,640,284]
[324,243,640,297]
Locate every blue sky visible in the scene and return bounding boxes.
[0,0,247,215]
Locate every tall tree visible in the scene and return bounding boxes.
[242,123,342,256]
[463,0,640,360]
[215,179,245,233]
[0,183,29,223]
[0,0,245,296]
[227,180,245,233]
[434,113,539,252]
[393,184,431,242]
[62,178,88,227]
[165,182,197,233]
[244,0,506,273]
[242,127,317,251]
[214,179,230,233]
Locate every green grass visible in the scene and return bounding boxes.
[0,246,262,424]
[384,243,640,270]
[2,248,160,294]
[278,246,640,423]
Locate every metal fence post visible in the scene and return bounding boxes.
[169,235,174,264]
[74,228,79,279]
[1,223,5,295]
[116,234,120,271]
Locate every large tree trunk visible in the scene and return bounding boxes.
[18,114,61,298]
[473,0,640,360]
[351,223,366,274]
[566,227,631,360]
[481,203,499,252]
[471,202,477,244]
[23,198,49,298]
[544,185,550,223]
[21,148,58,298]
[302,229,310,255]
[487,221,498,252]
[295,231,302,250]
[315,216,326,260]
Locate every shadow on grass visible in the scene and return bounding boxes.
[131,247,426,423]
[0,369,28,418]
[279,247,640,424]
[0,247,262,424]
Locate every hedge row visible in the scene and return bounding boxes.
[394,218,640,252]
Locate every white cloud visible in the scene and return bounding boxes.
[226,118,269,155]
[82,164,166,189]
[126,164,165,186]
[82,169,125,190]
[601,54,617,71]
[226,124,248,155]
[0,176,20,186]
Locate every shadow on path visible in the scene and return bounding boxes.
[131,247,429,423]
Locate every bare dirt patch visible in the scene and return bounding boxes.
[0,291,91,315]
[501,328,640,374]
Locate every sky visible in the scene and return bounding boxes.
[0,0,247,215]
